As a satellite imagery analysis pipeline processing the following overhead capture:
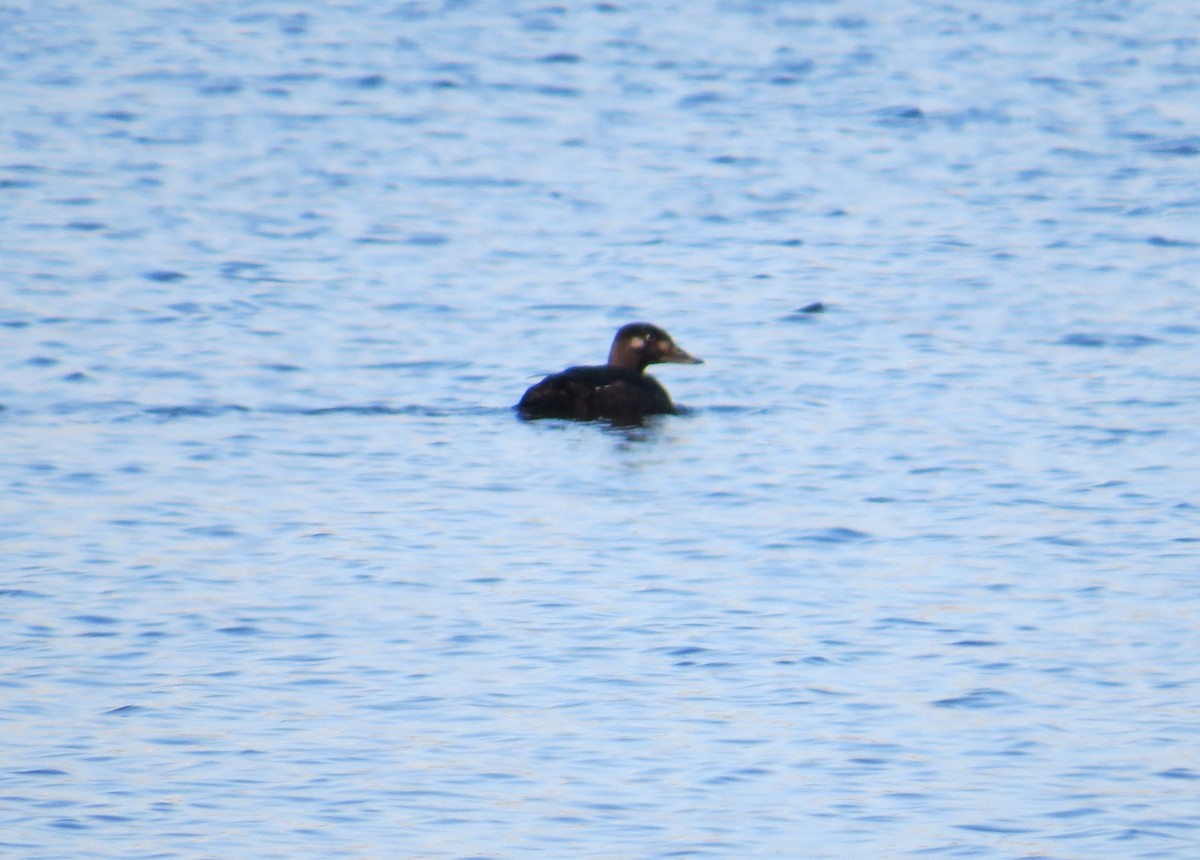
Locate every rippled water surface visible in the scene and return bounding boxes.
[4,1,1200,857]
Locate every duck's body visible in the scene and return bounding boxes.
[517,323,702,422]
[518,364,676,421]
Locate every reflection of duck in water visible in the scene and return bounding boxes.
[517,323,703,422]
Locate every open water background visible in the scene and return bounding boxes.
[3,1,1199,857]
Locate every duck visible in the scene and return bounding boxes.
[517,323,702,422]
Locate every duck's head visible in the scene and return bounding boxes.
[607,323,703,372]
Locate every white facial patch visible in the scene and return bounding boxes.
[629,336,645,349]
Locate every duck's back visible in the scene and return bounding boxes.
[517,365,674,421]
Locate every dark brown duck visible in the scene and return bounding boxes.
[517,323,702,422]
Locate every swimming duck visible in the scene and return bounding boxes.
[517,322,702,422]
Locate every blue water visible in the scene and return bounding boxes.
[3,1,1199,857]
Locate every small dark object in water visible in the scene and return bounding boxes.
[517,322,702,422]
[796,301,826,314]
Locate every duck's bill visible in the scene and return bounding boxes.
[665,345,703,364]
